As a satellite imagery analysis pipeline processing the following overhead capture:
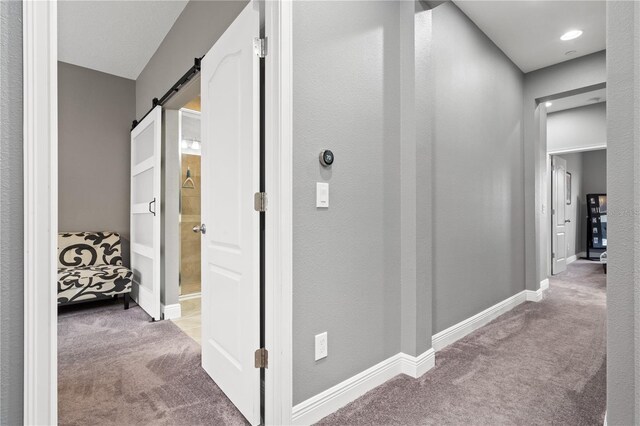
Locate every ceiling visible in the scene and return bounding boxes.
[58,1,188,80]
[547,88,606,114]
[453,1,606,73]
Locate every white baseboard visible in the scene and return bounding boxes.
[525,278,550,302]
[291,349,434,425]
[577,251,587,259]
[293,282,554,424]
[540,278,549,291]
[524,289,542,302]
[179,292,201,301]
[400,348,435,378]
[567,254,578,264]
[432,291,527,351]
[161,303,182,320]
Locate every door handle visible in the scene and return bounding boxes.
[148,198,156,216]
[192,224,206,234]
[565,219,571,223]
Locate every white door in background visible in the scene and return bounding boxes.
[198,3,261,425]
[130,106,162,321]
[552,156,568,274]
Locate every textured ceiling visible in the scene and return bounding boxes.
[454,1,606,73]
[58,0,188,80]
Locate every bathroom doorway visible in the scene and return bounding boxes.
[179,99,202,298]
[169,95,203,344]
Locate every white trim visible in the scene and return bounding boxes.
[433,284,553,353]
[179,291,202,301]
[291,349,435,425]
[23,1,58,424]
[524,290,542,302]
[161,303,182,320]
[525,278,550,302]
[433,291,528,351]
[547,143,607,155]
[577,251,587,259]
[567,254,578,264]
[264,0,293,424]
[25,1,293,424]
[292,279,556,425]
[400,348,435,378]
[540,278,550,291]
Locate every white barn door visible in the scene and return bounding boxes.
[130,106,162,321]
[199,3,261,425]
[552,156,568,275]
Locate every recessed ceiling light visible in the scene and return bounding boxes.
[545,102,553,107]
[561,30,583,41]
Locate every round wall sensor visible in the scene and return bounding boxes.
[319,150,334,167]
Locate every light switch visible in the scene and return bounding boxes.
[316,182,329,208]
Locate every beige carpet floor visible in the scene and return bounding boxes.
[319,260,607,425]
[58,300,247,426]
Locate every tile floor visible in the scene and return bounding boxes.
[181,280,201,296]
[171,297,201,345]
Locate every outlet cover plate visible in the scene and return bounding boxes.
[315,332,328,361]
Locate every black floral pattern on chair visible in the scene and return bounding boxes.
[57,232,132,308]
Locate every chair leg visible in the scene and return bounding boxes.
[124,293,130,310]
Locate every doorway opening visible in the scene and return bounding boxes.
[179,99,202,299]
[172,97,203,344]
[24,1,292,424]
[545,87,607,276]
[55,2,269,425]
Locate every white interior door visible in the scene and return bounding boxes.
[552,156,568,274]
[199,3,261,424]
[130,106,162,320]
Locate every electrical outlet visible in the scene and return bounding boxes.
[315,332,328,361]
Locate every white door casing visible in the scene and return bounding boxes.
[552,156,568,274]
[130,105,162,320]
[200,3,261,425]
[22,1,293,424]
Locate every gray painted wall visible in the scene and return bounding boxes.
[547,103,606,153]
[429,3,525,333]
[606,3,639,422]
[58,62,136,265]
[523,51,606,292]
[412,2,434,360]
[292,1,404,404]
[547,102,607,152]
[582,150,607,196]
[135,0,247,118]
[0,1,23,423]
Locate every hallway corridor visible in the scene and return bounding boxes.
[319,261,606,425]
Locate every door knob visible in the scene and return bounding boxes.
[565,219,571,223]
[192,224,206,234]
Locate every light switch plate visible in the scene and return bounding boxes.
[316,182,329,208]
[315,332,328,361]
